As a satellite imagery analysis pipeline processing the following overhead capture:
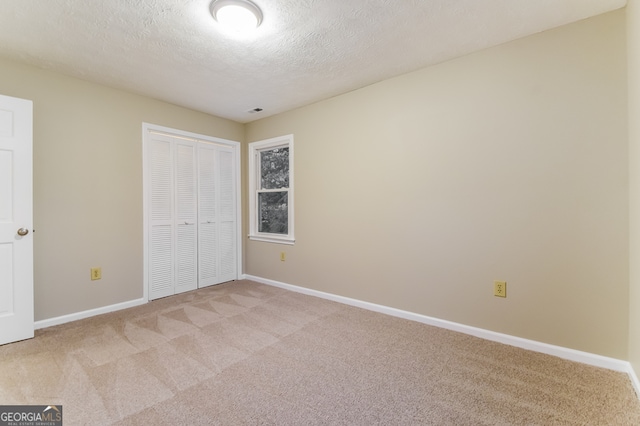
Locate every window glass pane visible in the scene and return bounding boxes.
[260,147,289,189]
[258,191,288,234]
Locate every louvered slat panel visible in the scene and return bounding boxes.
[219,220,235,277]
[176,223,197,293]
[199,221,217,286]
[198,145,216,221]
[176,143,197,222]
[150,140,172,222]
[219,149,234,219]
[150,225,173,299]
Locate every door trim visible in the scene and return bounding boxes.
[142,123,242,302]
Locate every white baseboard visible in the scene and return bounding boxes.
[245,274,639,392]
[35,298,147,330]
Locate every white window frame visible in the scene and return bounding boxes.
[248,134,294,245]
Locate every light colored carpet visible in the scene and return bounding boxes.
[1,280,639,425]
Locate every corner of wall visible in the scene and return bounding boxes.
[628,0,640,379]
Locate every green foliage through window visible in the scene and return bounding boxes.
[260,148,289,189]
[258,192,288,234]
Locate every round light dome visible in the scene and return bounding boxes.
[210,0,263,32]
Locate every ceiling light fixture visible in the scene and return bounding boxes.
[210,0,263,32]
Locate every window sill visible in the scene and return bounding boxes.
[249,235,295,245]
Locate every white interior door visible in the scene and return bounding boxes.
[198,143,237,287]
[148,133,175,300]
[0,94,33,346]
[175,140,198,294]
[197,143,218,287]
[215,146,237,284]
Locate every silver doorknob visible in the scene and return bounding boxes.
[17,228,29,236]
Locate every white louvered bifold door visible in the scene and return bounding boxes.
[148,134,175,300]
[175,141,198,294]
[198,143,237,287]
[198,144,218,287]
[217,146,237,283]
[146,126,238,301]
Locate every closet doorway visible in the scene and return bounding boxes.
[142,123,241,301]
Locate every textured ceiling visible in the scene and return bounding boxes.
[0,0,627,123]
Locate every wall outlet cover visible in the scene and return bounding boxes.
[91,267,102,280]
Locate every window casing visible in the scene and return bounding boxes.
[249,135,294,244]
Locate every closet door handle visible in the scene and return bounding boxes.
[17,228,29,236]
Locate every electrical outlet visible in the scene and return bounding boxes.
[494,281,506,298]
[91,267,102,281]
[280,252,286,262]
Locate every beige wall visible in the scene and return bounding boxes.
[246,10,629,358]
[629,0,640,372]
[0,58,244,321]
